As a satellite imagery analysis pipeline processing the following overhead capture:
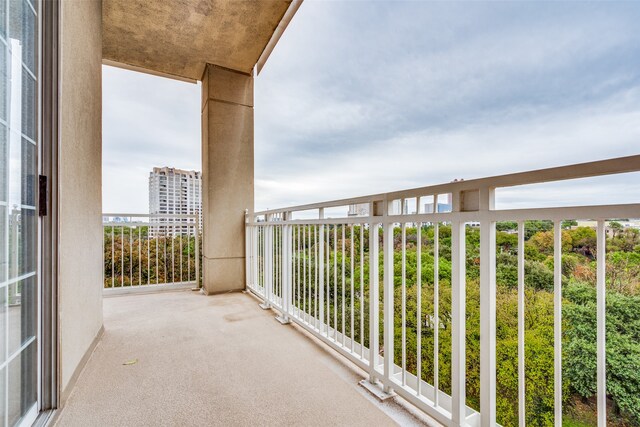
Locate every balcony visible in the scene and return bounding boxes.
[55,156,640,426]
[54,290,429,426]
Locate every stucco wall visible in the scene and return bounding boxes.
[201,65,254,294]
[58,0,103,400]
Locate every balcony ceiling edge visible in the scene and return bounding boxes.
[102,0,296,82]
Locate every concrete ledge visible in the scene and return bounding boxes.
[103,282,197,297]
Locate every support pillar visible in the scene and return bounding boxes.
[201,64,254,294]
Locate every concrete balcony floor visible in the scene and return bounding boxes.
[54,290,433,426]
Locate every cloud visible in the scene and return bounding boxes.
[103,1,640,216]
[102,66,200,212]
[253,0,640,211]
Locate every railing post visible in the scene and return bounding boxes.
[451,190,467,426]
[276,214,292,324]
[254,226,259,294]
[596,220,606,427]
[244,210,249,291]
[369,202,381,383]
[260,216,272,310]
[319,209,326,335]
[479,187,496,427]
[196,214,201,289]
[553,220,562,427]
[382,211,394,393]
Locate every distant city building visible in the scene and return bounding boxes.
[348,194,454,218]
[424,193,452,213]
[103,216,131,223]
[149,167,202,236]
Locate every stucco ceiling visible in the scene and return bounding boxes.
[103,0,293,81]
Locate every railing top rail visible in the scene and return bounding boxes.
[253,154,640,216]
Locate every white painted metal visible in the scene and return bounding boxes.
[342,225,346,346]
[553,221,562,427]
[402,222,407,386]
[278,223,291,323]
[433,222,439,405]
[350,224,355,353]
[480,188,496,427]
[319,224,325,334]
[315,226,320,329]
[451,220,467,426]
[360,224,365,360]
[325,225,331,337]
[334,226,338,341]
[303,225,307,321]
[596,220,606,427]
[370,221,380,382]
[243,156,640,427]
[518,221,525,427]
[417,221,422,397]
[383,222,395,393]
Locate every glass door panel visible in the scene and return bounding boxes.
[1,0,39,426]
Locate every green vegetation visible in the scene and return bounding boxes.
[288,222,640,426]
[103,226,201,287]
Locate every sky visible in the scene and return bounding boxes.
[103,1,640,214]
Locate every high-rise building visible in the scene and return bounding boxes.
[149,167,202,236]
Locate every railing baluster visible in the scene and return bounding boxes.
[121,226,124,287]
[315,225,319,329]
[451,219,466,425]
[275,226,278,303]
[308,226,312,322]
[138,226,142,286]
[297,225,301,315]
[383,220,394,392]
[480,187,497,427]
[596,220,606,427]
[326,224,330,334]
[350,224,354,353]
[416,221,422,397]
[278,221,291,323]
[518,221,525,426]
[111,225,114,288]
[319,222,325,335]
[334,226,338,340]
[342,224,346,346]
[155,228,159,285]
[369,220,380,382]
[402,222,407,386]
[130,224,133,285]
[360,224,364,360]
[172,227,175,282]
[304,225,307,320]
[433,221,439,404]
[554,220,562,427]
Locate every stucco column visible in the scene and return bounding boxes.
[201,64,254,294]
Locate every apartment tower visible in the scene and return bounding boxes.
[149,167,202,236]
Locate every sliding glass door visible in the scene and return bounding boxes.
[1,0,39,426]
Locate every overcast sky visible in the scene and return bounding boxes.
[103,1,640,214]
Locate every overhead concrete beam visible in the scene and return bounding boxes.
[103,0,295,81]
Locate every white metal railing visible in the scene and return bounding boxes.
[245,155,640,427]
[103,213,201,292]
